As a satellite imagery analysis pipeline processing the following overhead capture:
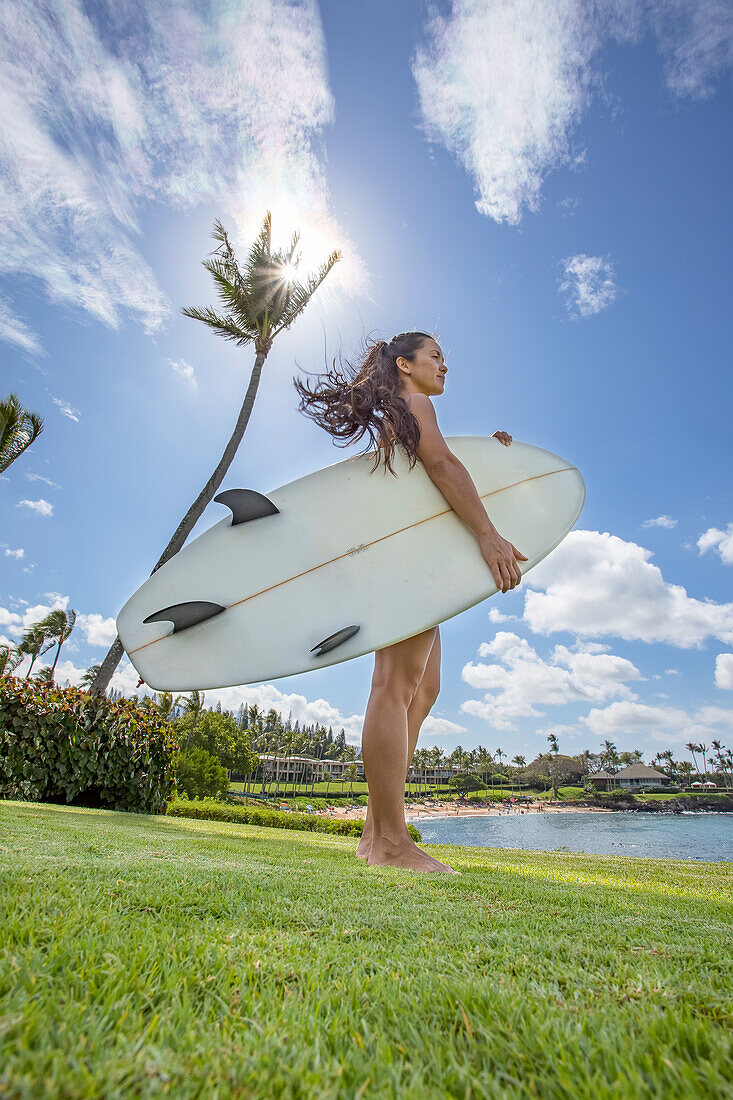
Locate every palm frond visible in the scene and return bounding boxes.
[180,305,252,345]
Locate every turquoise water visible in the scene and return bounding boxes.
[408,810,733,861]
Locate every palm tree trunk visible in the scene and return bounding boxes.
[91,350,267,697]
[50,638,63,683]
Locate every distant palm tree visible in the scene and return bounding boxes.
[18,624,53,679]
[0,643,22,677]
[181,690,206,748]
[33,666,54,685]
[80,664,102,689]
[37,608,76,684]
[685,741,702,779]
[91,212,341,697]
[512,755,526,796]
[699,742,709,780]
[0,393,44,473]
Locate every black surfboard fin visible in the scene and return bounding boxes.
[310,625,360,658]
[214,489,279,525]
[143,601,226,634]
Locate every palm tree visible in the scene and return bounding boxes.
[181,690,206,749]
[547,733,561,800]
[685,742,702,780]
[37,608,76,684]
[0,643,22,677]
[0,394,44,473]
[512,755,526,796]
[677,761,694,789]
[80,664,101,689]
[344,763,358,799]
[18,623,53,679]
[699,743,709,780]
[91,212,341,696]
[33,666,54,685]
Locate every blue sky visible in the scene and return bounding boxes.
[2,0,731,765]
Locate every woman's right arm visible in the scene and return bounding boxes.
[405,394,526,592]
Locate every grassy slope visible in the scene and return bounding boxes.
[1,802,731,1100]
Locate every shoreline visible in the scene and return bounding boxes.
[323,801,615,823]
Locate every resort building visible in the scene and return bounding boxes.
[586,764,671,791]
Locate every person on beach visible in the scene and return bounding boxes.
[293,332,526,872]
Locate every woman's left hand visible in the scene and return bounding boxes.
[493,430,513,447]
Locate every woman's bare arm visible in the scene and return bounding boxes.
[405,394,526,591]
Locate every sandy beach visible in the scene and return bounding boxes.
[323,800,613,822]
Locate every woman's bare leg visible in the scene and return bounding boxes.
[357,628,440,858]
[360,628,455,872]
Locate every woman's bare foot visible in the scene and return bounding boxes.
[366,833,459,873]
[356,823,373,859]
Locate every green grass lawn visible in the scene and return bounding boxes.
[1,801,731,1099]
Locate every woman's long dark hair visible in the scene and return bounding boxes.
[292,331,436,476]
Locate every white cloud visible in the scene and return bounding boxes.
[0,0,364,348]
[77,612,118,647]
[460,630,642,730]
[51,396,81,422]
[4,547,24,559]
[715,653,733,690]
[412,0,731,225]
[168,358,196,386]
[487,607,514,623]
[16,498,54,517]
[0,608,22,632]
[421,715,469,738]
[559,254,617,319]
[582,699,733,744]
[25,472,61,489]
[648,0,733,100]
[697,523,733,564]
[0,294,44,356]
[643,514,678,529]
[523,530,733,647]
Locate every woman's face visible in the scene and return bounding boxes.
[396,337,447,398]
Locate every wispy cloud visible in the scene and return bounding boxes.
[25,472,61,489]
[168,358,197,386]
[16,498,54,517]
[0,1,363,351]
[412,0,731,224]
[0,295,44,356]
[51,396,81,422]
[698,522,733,564]
[559,254,617,319]
[643,515,678,529]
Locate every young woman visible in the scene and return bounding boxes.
[293,332,526,872]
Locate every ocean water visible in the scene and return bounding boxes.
[408,810,733,861]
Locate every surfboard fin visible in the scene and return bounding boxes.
[143,601,226,634]
[310,625,360,657]
[214,489,280,525]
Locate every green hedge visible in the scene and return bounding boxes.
[167,796,423,842]
[0,677,178,814]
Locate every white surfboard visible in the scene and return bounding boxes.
[117,437,584,690]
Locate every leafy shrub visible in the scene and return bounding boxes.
[167,796,422,842]
[0,676,177,813]
[175,747,229,799]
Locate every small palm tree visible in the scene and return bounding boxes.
[181,690,206,749]
[0,643,22,677]
[92,212,341,697]
[33,665,54,685]
[18,623,54,679]
[0,394,44,473]
[37,608,76,684]
[80,664,101,689]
